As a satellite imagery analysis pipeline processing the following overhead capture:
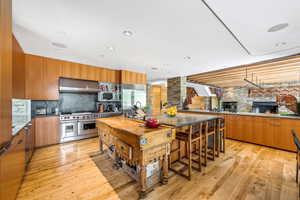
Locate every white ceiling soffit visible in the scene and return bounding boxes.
[13,0,300,81]
[203,0,300,56]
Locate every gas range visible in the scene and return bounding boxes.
[60,112,101,121]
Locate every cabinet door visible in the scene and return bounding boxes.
[224,115,234,139]
[61,61,81,79]
[273,119,300,152]
[0,129,25,200]
[252,117,274,147]
[35,116,60,148]
[240,116,253,143]
[80,65,95,81]
[25,55,44,100]
[44,58,61,100]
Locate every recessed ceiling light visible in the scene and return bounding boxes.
[151,67,158,71]
[99,54,105,58]
[123,30,133,36]
[268,23,289,32]
[184,56,191,60]
[107,46,115,51]
[51,42,67,49]
[275,42,287,47]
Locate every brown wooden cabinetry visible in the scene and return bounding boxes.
[121,70,147,85]
[43,58,61,100]
[273,119,300,152]
[35,116,60,148]
[12,35,25,99]
[61,61,81,79]
[25,54,44,100]
[0,129,26,200]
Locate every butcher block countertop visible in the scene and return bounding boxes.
[96,117,171,137]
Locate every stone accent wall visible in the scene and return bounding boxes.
[223,85,300,112]
[167,77,186,108]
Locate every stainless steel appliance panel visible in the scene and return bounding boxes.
[61,121,78,139]
[78,120,97,136]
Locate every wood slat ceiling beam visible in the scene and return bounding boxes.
[189,64,300,81]
[187,55,300,88]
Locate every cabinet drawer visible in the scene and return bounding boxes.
[116,139,132,160]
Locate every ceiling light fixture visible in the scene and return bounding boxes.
[107,46,115,51]
[99,54,105,58]
[184,56,191,60]
[151,67,158,71]
[268,23,289,32]
[123,30,133,36]
[51,42,67,49]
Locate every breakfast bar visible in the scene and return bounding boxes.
[96,113,222,198]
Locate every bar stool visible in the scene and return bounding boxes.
[216,117,226,157]
[291,130,300,198]
[169,122,203,180]
[202,119,217,166]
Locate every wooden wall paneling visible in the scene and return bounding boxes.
[35,116,60,148]
[25,55,44,100]
[43,58,61,100]
[0,0,12,147]
[12,35,25,99]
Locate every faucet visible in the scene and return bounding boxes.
[135,101,142,109]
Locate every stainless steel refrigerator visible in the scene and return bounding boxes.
[122,84,146,110]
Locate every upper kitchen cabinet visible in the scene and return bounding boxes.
[97,68,120,83]
[43,58,62,100]
[120,70,147,85]
[12,35,25,99]
[60,61,81,79]
[25,55,61,100]
[25,54,45,100]
[80,65,98,81]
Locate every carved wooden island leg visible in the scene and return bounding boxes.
[139,165,147,199]
[162,153,169,184]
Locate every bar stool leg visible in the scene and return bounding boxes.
[187,128,192,180]
[204,124,208,166]
[198,134,202,172]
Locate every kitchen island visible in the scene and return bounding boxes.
[180,109,300,152]
[96,113,221,197]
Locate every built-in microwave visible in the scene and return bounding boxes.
[98,92,120,101]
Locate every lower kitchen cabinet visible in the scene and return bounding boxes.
[35,116,60,148]
[0,129,26,200]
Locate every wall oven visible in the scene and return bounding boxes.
[78,120,97,136]
[60,121,78,142]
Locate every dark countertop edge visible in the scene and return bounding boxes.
[155,114,221,128]
[179,110,300,120]
[33,114,59,118]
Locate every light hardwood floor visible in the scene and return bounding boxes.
[17,138,298,200]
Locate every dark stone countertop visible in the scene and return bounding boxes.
[151,113,220,128]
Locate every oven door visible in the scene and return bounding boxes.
[78,120,97,136]
[61,121,78,139]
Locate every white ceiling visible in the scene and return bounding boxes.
[12,0,300,81]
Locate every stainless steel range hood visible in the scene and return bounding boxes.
[186,82,216,97]
[59,78,100,93]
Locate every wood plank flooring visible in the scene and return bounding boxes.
[17,138,298,200]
